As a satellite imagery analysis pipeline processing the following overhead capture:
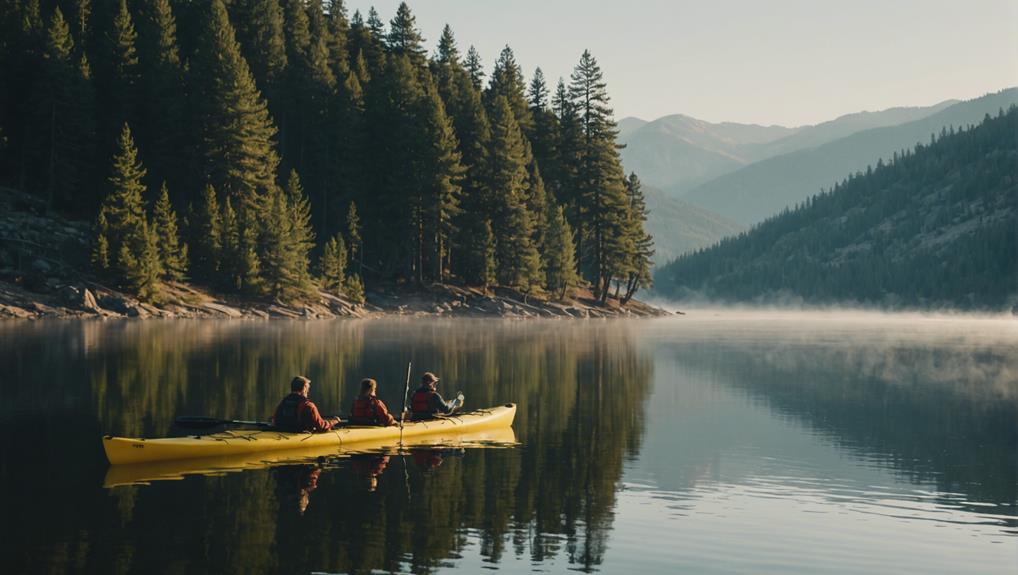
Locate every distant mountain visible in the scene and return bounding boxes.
[653,107,1017,311]
[642,187,744,265]
[743,100,958,160]
[682,88,1018,225]
[620,115,796,194]
[617,117,648,140]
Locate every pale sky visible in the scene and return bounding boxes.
[345,0,1018,127]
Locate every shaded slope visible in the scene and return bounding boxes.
[643,187,744,264]
[654,107,1018,310]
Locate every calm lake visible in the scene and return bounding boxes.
[1,313,1015,574]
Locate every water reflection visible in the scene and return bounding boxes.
[0,320,652,574]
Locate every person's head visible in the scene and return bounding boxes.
[360,378,377,396]
[291,376,311,396]
[421,372,439,389]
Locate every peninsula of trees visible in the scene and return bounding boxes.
[0,0,653,307]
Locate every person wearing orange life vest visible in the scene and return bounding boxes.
[272,376,340,432]
[409,372,464,421]
[349,378,397,426]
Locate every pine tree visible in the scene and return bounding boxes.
[319,233,347,294]
[94,123,162,299]
[487,45,534,137]
[92,210,110,270]
[152,181,188,281]
[38,7,90,211]
[464,45,484,91]
[193,0,280,207]
[231,0,288,107]
[543,202,580,300]
[218,196,242,291]
[120,218,164,302]
[193,0,278,291]
[418,79,464,283]
[285,169,316,293]
[103,0,140,138]
[487,96,541,291]
[568,50,630,301]
[136,0,185,192]
[346,200,361,271]
[386,2,426,65]
[191,184,221,281]
[621,172,653,304]
[260,183,297,299]
[343,272,365,303]
[529,68,561,198]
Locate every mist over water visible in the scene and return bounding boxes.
[0,314,1014,574]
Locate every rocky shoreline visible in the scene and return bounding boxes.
[0,188,670,320]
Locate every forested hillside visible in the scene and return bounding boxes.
[642,187,743,264]
[683,88,1018,225]
[0,0,653,305]
[654,107,1018,311]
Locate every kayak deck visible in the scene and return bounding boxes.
[103,403,516,465]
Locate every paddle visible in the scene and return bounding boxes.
[174,416,272,429]
[399,361,412,444]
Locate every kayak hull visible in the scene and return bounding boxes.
[104,426,517,487]
[103,403,516,465]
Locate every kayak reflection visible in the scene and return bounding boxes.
[103,427,516,487]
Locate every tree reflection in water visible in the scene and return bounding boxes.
[0,320,652,574]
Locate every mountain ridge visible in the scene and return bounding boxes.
[652,106,1017,311]
[680,88,1018,225]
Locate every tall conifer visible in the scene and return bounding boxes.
[152,181,188,281]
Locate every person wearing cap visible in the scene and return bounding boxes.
[272,376,341,432]
[409,372,463,421]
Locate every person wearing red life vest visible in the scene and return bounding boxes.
[409,372,463,421]
[272,376,340,432]
[349,378,397,426]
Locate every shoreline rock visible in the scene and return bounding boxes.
[0,277,670,320]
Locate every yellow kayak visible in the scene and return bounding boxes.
[103,403,517,465]
[104,426,517,487]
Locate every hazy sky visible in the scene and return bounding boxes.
[345,0,1017,126]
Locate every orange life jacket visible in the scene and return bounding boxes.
[411,387,436,416]
[350,395,384,425]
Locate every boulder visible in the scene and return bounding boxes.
[81,289,100,312]
[31,259,51,273]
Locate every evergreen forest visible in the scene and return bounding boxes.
[654,107,1018,310]
[0,0,653,304]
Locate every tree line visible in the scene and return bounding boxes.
[654,106,1018,310]
[0,0,653,304]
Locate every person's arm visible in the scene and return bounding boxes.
[304,401,335,431]
[429,391,455,415]
[375,399,397,426]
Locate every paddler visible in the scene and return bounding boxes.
[408,372,464,421]
[349,378,397,426]
[272,376,341,432]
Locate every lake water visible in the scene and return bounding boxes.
[1,313,1015,574]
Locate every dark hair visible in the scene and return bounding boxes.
[360,378,377,393]
[291,376,311,392]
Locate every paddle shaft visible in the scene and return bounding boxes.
[174,416,271,429]
[400,361,412,434]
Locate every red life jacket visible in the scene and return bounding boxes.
[411,387,436,417]
[274,393,312,432]
[350,395,384,425]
